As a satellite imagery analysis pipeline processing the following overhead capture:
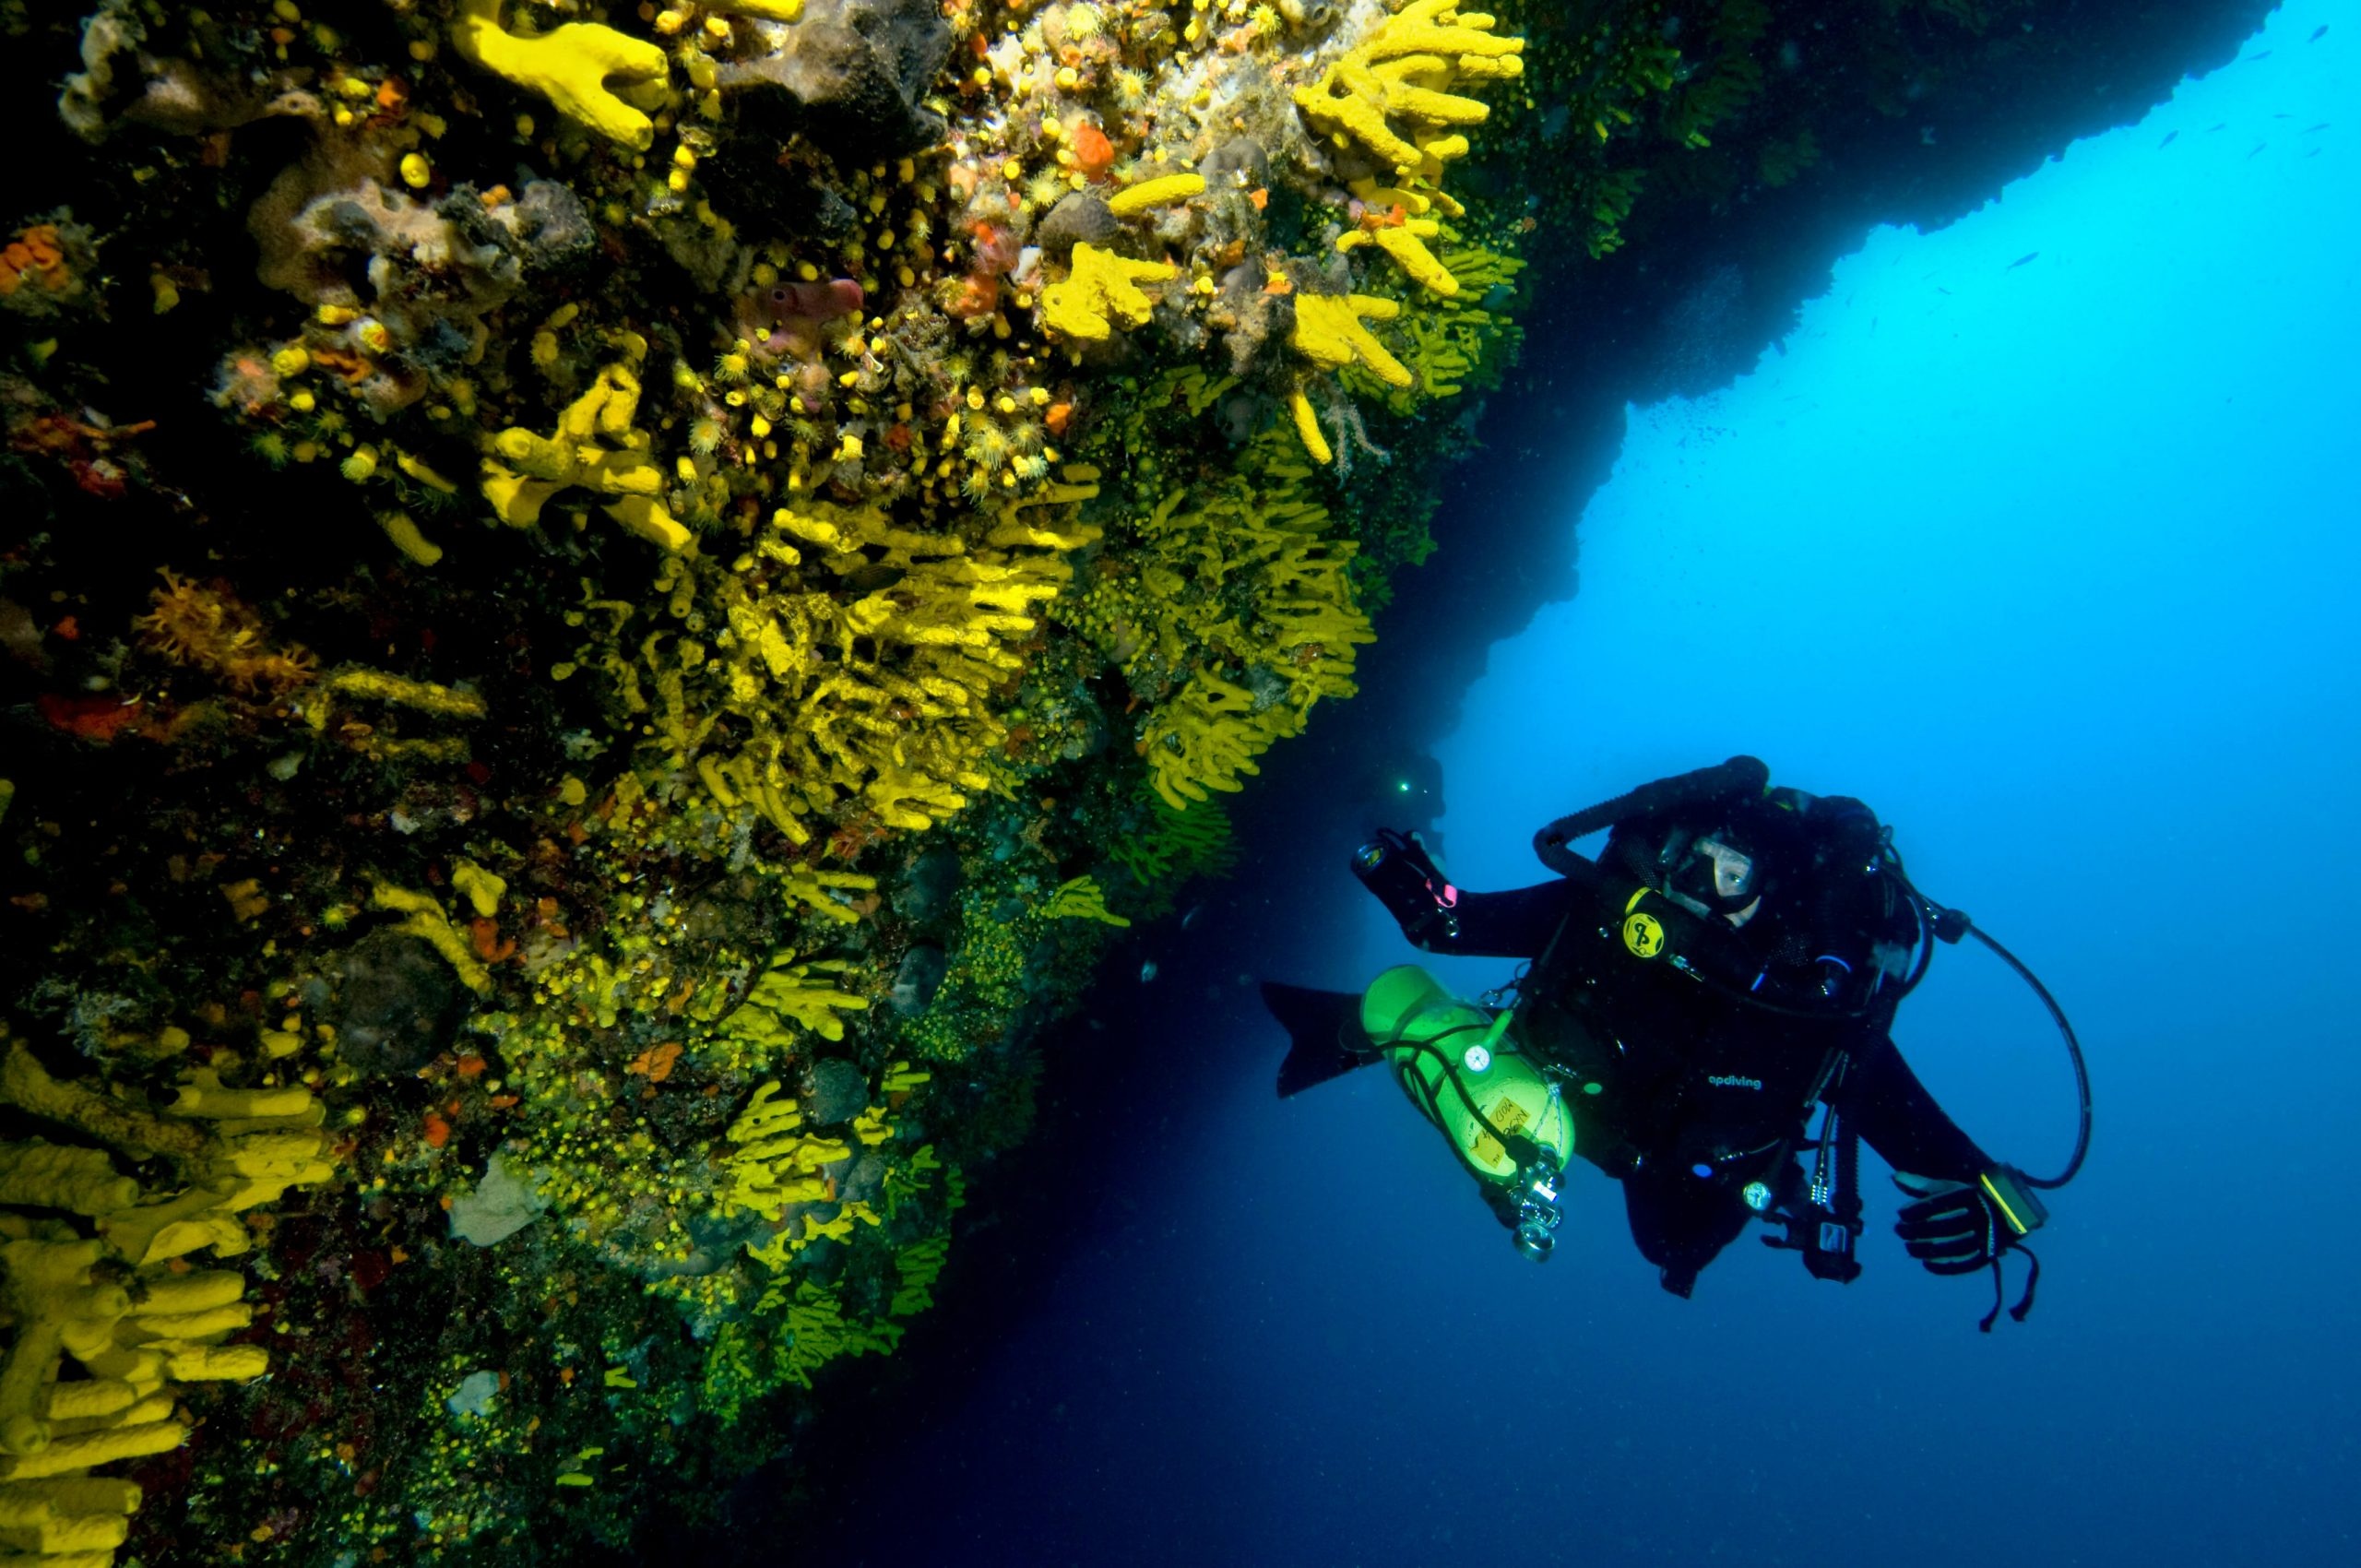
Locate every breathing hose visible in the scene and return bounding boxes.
[1885,857,2091,1192]
[1947,920,2091,1190]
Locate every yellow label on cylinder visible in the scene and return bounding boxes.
[1623,910,1666,958]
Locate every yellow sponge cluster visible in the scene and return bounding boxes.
[481,362,691,552]
[1041,244,1179,342]
[718,1083,847,1223]
[1287,2,1527,458]
[625,477,1098,842]
[1084,435,1373,809]
[706,952,872,1075]
[1293,0,1525,180]
[1040,875,1132,928]
[0,1036,338,1564]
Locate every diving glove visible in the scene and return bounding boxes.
[1892,1168,2046,1275]
[1351,829,1460,947]
[1894,1168,2050,1331]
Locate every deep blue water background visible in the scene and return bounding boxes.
[792,10,2359,1564]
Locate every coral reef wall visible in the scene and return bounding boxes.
[0,2,2267,1564]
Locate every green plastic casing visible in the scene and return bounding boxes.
[1358,966,1575,1183]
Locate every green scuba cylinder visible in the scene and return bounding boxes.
[1359,966,1576,1259]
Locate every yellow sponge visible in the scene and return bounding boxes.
[450,0,669,151]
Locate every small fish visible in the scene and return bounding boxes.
[2158,130,2178,148]
[1936,286,1952,295]
[2247,142,2268,159]
[2007,251,2039,269]
[2206,121,2227,133]
[747,277,865,358]
[1139,960,1158,983]
[1180,903,1203,932]
[2309,25,2328,42]
[2248,50,2271,61]
[2303,123,2330,134]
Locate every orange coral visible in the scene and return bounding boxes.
[624,1041,682,1083]
[0,225,69,296]
[1070,121,1115,180]
[137,570,317,694]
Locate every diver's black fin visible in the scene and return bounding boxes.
[1264,981,1379,1099]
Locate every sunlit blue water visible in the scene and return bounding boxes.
[811,10,2358,1564]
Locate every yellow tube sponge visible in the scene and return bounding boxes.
[1337,220,1458,296]
[324,668,488,719]
[0,1145,137,1219]
[1040,244,1178,341]
[1041,875,1133,928]
[0,1419,186,1482]
[1287,387,1334,465]
[1106,172,1205,218]
[1292,293,1414,387]
[0,1045,205,1167]
[97,1187,248,1267]
[449,0,669,151]
[210,1129,338,1211]
[165,1071,314,1123]
[782,866,878,926]
[369,883,492,994]
[481,364,690,552]
[880,1062,932,1096]
[452,860,507,918]
[745,955,870,1042]
[1293,0,1525,176]
[0,1239,127,1457]
[719,1083,851,1221]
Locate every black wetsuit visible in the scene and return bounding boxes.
[1427,860,1991,1296]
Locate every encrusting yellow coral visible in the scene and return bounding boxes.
[481,363,691,552]
[1040,244,1178,341]
[449,0,670,152]
[324,668,487,719]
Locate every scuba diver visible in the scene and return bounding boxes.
[1265,756,2089,1330]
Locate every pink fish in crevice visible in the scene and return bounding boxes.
[748,277,864,358]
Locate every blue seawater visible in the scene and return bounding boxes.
[789,9,2358,1565]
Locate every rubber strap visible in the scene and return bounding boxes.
[1533,756,1772,877]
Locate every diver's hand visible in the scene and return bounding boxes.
[1892,1170,2041,1276]
[1351,829,1459,946]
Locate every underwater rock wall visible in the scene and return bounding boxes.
[0,2,2267,1564]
